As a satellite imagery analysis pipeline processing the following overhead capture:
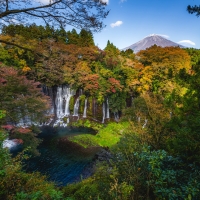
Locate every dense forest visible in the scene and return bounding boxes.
[1,23,200,199]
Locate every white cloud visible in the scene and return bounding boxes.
[178,40,195,46]
[120,0,126,3]
[110,21,123,28]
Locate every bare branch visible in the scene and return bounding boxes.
[6,0,8,11]
[0,0,109,32]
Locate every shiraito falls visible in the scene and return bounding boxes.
[42,85,116,127]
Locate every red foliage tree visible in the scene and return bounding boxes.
[0,65,50,125]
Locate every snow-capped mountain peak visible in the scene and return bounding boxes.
[122,34,184,53]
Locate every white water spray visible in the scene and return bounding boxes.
[83,98,88,118]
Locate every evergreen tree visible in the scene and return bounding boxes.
[104,40,120,55]
[79,29,95,47]
[66,29,80,45]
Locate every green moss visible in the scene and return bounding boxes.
[71,119,104,131]
[69,134,99,148]
[69,122,129,148]
[96,122,129,147]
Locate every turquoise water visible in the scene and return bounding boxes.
[24,126,100,186]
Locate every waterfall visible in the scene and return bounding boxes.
[42,86,54,127]
[106,98,110,119]
[79,89,83,96]
[73,97,80,116]
[55,85,75,117]
[14,85,78,127]
[142,119,148,128]
[83,98,88,118]
[131,96,134,107]
[102,98,110,123]
[170,111,172,119]
[16,111,33,127]
[114,112,119,122]
[63,86,75,116]
[17,85,124,126]
[55,86,64,119]
[17,115,26,127]
[54,86,76,126]
[102,102,105,123]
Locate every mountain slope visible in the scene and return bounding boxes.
[122,34,184,53]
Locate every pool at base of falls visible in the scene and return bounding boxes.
[23,126,101,186]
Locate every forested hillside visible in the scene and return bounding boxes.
[1,24,200,199]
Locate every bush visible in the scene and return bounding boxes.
[110,132,200,199]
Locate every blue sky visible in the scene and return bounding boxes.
[93,0,200,50]
[6,0,199,50]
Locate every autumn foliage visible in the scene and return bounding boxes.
[0,65,50,125]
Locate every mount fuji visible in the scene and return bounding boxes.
[122,34,184,53]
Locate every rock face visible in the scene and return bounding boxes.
[122,34,184,53]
